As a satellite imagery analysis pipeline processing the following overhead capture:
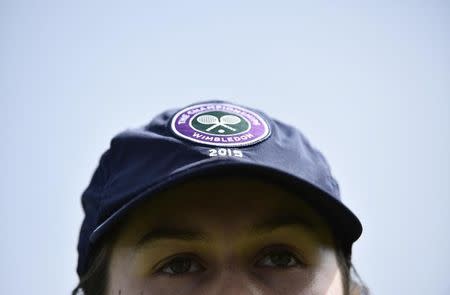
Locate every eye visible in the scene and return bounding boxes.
[255,247,304,268]
[158,255,204,275]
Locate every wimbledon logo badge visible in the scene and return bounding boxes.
[171,102,271,147]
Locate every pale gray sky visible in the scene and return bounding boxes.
[1,1,449,294]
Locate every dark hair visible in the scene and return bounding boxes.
[72,239,369,295]
[72,237,112,295]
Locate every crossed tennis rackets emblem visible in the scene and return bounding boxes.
[196,114,242,132]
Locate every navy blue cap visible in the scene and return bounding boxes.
[76,100,362,276]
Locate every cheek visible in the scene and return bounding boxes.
[307,269,343,295]
[308,252,344,295]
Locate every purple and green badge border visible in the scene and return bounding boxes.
[171,102,271,147]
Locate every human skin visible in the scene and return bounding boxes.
[107,176,345,295]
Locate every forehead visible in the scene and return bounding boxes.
[116,175,333,242]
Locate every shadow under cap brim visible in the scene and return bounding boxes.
[90,160,363,248]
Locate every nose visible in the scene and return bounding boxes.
[208,270,263,295]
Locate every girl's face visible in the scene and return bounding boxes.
[107,176,345,295]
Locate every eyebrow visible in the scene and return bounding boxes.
[250,214,315,234]
[135,227,208,249]
[135,214,315,249]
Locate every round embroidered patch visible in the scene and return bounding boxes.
[171,102,271,147]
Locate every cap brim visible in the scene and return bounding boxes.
[90,160,362,247]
